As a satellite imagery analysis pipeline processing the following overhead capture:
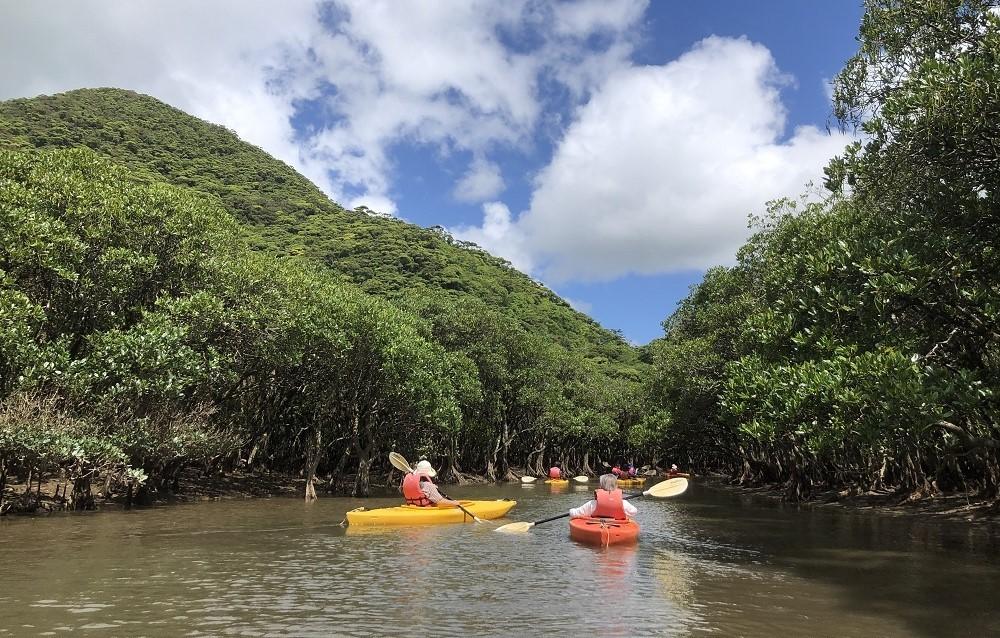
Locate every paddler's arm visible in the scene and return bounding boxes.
[569,500,596,519]
[423,482,461,507]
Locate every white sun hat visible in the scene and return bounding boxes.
[414,459,437,477]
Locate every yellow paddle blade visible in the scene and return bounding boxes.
[388,452,412,474]
[573,476,589,483]
[644,477,688,498]
[494,521,534,533]
[520,476,537,483]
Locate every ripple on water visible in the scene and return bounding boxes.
[1,484,998,636]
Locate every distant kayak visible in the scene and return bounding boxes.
[569,517,640,546]
[665,472,691,479]
[616,477,646,487]
[347,500,516,526]
[544,479,569,485]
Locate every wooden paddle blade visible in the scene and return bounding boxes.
[644,477,689,498]
[520,476,537,483]
[494,521,534,533]
[388,452,412,474]
[573,476,589,483]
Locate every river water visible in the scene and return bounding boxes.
[1,480,998,637]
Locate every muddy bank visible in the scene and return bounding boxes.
[0,465,505,517]
[1,468,304,516]
[710,476,1000,523]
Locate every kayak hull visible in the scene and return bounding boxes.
[569,517,639,546]
[616,478,646,487]
[346,499,516,526]
[544,479,569,485]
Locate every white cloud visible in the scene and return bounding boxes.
[451,202,533,273]
[0,0,647,216]
[461,36,857,281]
[562,296,594,314]
[0,0,336,195]
[453,157,505,202]
[551,0,647,37]
[305,0,647,211]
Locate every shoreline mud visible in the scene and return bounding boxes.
[4,468,998,524]
[706,476,1000,524]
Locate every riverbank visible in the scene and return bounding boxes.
[0,468,304,516]
[5,467,999,524]
[714,477,1000,523]
[0,466,506,516]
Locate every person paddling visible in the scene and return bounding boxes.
[401,460,460,507]
[548,465,562,480]
[569,473,637,520]
[667,464,681,478]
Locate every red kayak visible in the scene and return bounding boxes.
[569,517,640,546]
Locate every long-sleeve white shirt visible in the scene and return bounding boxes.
[569,499,637,519]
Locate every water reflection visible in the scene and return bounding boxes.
[652,548,695,610]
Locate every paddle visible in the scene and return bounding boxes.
[573,476,589,483]
[388,452,483,523]
[494,477,689,534]
[520,476,537,483]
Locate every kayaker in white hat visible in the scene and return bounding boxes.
[568,473,637,520]
[401,460,460,508]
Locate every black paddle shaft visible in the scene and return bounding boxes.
[440,491,480,521]
[532,492,643,527]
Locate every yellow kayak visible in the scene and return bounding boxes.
[346,499,516,526]
[544,479,569,485]
[617,478,646,487]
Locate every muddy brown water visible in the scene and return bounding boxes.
[1,480,998,637]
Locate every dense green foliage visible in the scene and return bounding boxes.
[647,0,1000,499]
[0,92,643,511]
[0,88,633,366]
[5,0,996,512]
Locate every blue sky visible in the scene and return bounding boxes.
[2,1,865,343]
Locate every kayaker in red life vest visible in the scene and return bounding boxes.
[548,466,562,479]
[401,460,460,508]
[667,464,680,478]
[611,464,623,477]
[568,474,637,520]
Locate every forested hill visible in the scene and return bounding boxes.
[0,88,633,364]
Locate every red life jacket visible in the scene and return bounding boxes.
[548,467,561,479]
[592,488,627,520]
[402,473,433,507]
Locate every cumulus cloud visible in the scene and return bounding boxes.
[562,296,594,314]
[0,0,337,195]
[451,202,533,273]
[1,0,648,216]
[460,36,856,281]
[306,0,647,211]
[453,157,506,202]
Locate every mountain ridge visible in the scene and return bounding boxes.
[0,87,635,364]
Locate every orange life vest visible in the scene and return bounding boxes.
[402,473,433,507]
[592,488,627,520]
